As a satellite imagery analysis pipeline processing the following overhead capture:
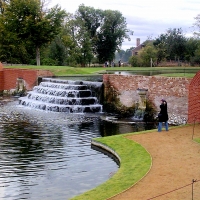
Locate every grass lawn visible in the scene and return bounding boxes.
[194,138,200,143]
[4,65,200,78]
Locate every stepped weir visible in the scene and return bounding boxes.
[19,78,103,113]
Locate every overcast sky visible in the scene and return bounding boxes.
[49,0,200,50]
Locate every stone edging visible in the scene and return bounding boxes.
[91,139,121,164]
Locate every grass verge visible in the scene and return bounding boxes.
[194,138,200,143]
[70,130,153,200]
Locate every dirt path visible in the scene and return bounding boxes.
[109,124,200,200]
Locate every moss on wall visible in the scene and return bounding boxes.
[103,81,135,117]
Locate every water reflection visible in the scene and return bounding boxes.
[110,68,200,76]
[0,99,156,200]
[0,100,118,200]
[100,120,156,137]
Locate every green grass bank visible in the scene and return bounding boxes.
[70,130,154,200]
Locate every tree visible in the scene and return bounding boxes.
[184,37,200,63]
[69,4,102,66]
[96,9,130,63]
[129,55,140,67]
[48,36,67,66]
[194,14,200,37]
[0,0,66,65]
[60,14,81,66]
[153,35,167,64]
[0,0,9,14]
[154,28,186,62]
[0,0,26,63]
[73,8,95,67]
[76,4,103,42]
[139,43,157,67]
[192,43,200,65]
[75,5,130,64]
[192,14,200,65]
[166,28,186,61]
[123,47,134,62]
[128,43,157,67]
[40,13,78,66]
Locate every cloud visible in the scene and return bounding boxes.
[50,0,200,49]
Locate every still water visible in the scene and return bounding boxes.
[0,99,156,200]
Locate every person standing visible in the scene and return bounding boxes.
[111,61,115,67]
[158,99,169,132]
[118,60,121,67]
[104,61,108,67]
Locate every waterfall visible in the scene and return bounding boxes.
[19,78,103,113]
[132,88,148,121]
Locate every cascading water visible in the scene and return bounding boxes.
[19,78,103,113]
[132,88,148,121]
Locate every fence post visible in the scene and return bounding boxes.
[192,179,197,200]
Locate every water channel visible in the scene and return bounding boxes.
[0,97,156,200]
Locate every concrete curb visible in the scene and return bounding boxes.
[91,139,121,165]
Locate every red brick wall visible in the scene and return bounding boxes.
[3,69,20,90]
[0,68,54,91]
[103,74,192,120]
[188,71,200,123]
[17,69,38,90]
[0,62,3,70]
[0,63,4,91]
[0,70,4,91]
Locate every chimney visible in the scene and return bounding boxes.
[136,38,140,46]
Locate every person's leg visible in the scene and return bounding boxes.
[158,122,162,132]
[165,121,169,131]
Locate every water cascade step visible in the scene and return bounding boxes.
[19,78,103,113]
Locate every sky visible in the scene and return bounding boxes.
[49,0,200,50]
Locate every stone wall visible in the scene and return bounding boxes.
[103,74,192,121]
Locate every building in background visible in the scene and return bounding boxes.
[132,38,145,56]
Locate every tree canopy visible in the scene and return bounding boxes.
[1,2,200,67]
[153,28,186,61]
[74,4,130,64]
[0,2,130,66]
[0,0,66,65]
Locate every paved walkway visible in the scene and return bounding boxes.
[109,124,200,200]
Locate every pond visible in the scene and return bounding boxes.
[104,68,200,76]
[0,98,156,200]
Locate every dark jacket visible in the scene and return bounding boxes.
[158,102,168,122]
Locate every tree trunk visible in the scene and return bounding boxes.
[36,46,40,66]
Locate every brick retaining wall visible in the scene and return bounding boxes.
[188,71,200,123]
[0,70,4,91]
[103,74,192,121]
[0,67,54,92]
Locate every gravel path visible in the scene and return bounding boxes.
[109,124,200,200]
